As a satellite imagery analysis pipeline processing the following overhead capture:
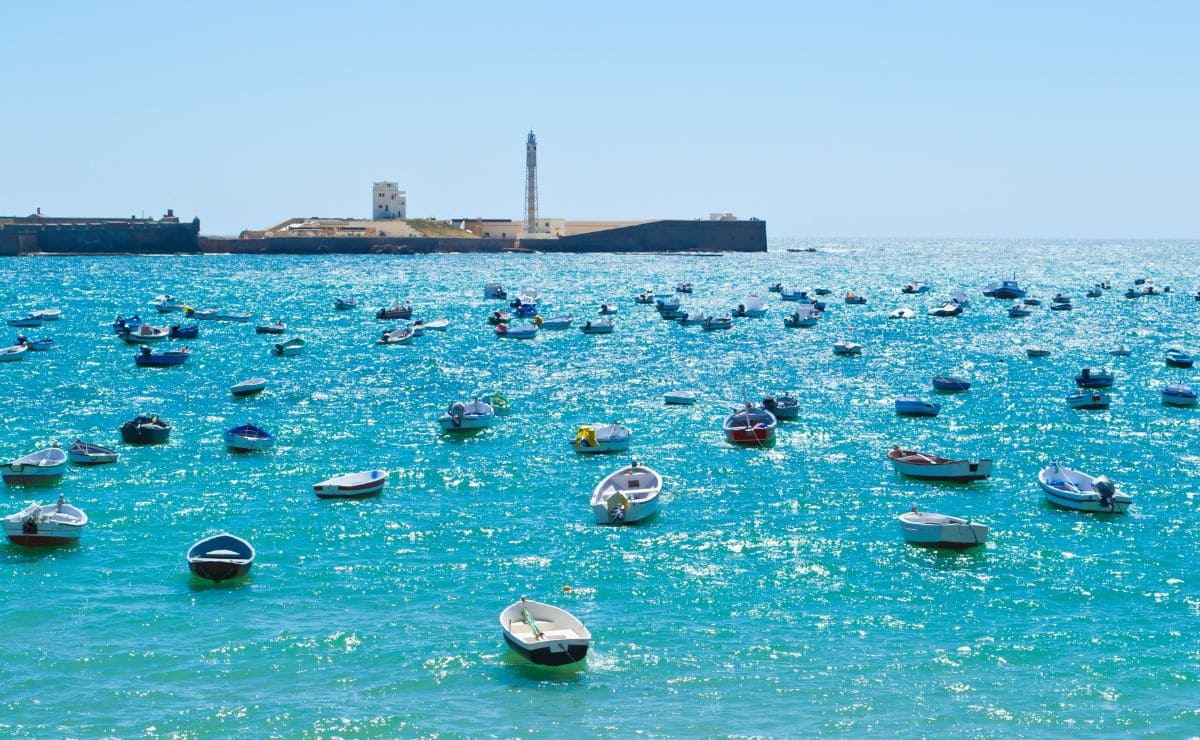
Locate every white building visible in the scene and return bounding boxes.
[373,181,407,220]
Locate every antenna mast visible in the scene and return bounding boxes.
[524,131,538,233]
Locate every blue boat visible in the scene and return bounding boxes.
[1074,367,1114,388]
[992,279,1026,299]
[135,346,191,367]
[16,335,53,351]
[931,376,971,392]
[224,423,275,452]
[169,323,199,339]
[1165,348,1194,369]
[895,397,941,417]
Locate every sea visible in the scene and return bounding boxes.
[1,239,1198,736]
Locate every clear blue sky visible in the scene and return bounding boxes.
[1,1,1196,238]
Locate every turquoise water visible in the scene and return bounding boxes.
[2,241,1198,736]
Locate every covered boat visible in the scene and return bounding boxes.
[67,439,119,465]
[500,597,591,666]
[376,302,413,320]
[122,323,170,343]
[901,281,928,294]
[581,319,614,334]
[762,395,799,420]
[735,295,768,317]
[992,279,1026,299]
[438,398,496,432]
[273,338,305,356]
[1165,348,1194,368]
[927,301,963,317]
[187,533,255,583]
[600,303,619,315]
[887,447,993,482]
[1038,463,1131,513]
[1161,382,1198,407]
[1008,304,1033,317]
[2,445,68,485]
[571,423,632,454]
[590,462,662,524]
[4,496,87,546]
[931,376,970,392]
[135,346,191,367]
[314,469,388,499]
[723,403,777,445]
[785,308,822,327]
[1074,367,1114,388]
[231,377,267,397]
[898,508,988,549]
[120,414,171,445]
[379,326,415,344]
[678,311,709,326]
[895,397,941,417]
[1067,391,1111,410]
[224,423,275,452]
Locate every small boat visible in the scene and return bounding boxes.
[599,303,618,315]
[500,597,591,666]
[314,469,388,499]
[168,323,199,339]
[30,308,62,321]
[120,414,171,445]
[901,281,929,294]
[334,297,357,310]
[813,287,832,296]
[581,319,614,335]
[571,422,632,454]
[537,315,573,330]
[844,292,866,305]
[735,295,767,317]
[1026,347,1051,358]
[664,390,696,405]
[778,288,804,302]
[1085,287,1102,298]
[762,395,799,420]
[67,439,118,465]
[0,344,30,362]
[723,403,777,446]
[898,508,987,549]
[513,302,538,317]
[438,398,497,432]
[134,346,191,367]
[379,326,415,345]
[416,318,449,332]
[215,311,252,322]
[767,282,784,293]
[231,377,267,397]
[832,340,862,356]
[4,495,87,546]
[1162,382,1198,407]
[887,447,993,482]
[7,315,44,328]
[224,423,275,452]
[488,309,511,325]
[1067,391,1111,410]
[1008,305,1033,318]
[2,445,68,485]
[1108,346,1131,357]
[931,376,971,392]
[376,302,413,320]
[273,338,305,356]
[634,291,655,304]
[484,283,507,300]
[495,322,538,339]
[1038,463,1131,513]
[887,308,915,320]
[1052,293,1072,304]
[927,301,963,317]
[992,278,1026,299]
[187,533,255,583]
[1023,297,1042,306]
[702,316,733,331]
[785,308,822,327]
[122,323,170,343]
[675,282,694,293]
[982,282,1000,297]
[1124,288,1139,299]
[655,296,681,313]
[895,397,941,417]
[185,307,221,320]
[16,335,53,351]
[1050,301,1072,311]
[591,462,661,524]
[1075,367,1114,388]
[678,311,709,326]
[255,322,287,335]
[153,295,184,313]
[112,314,142,333]
[1165,348,1194,368]
[950,289,971,306]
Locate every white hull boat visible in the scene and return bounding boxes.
[785,308,822,327]
[571,423,632,454]
[231,377,268,397]
[67,439,118,465]
[496,323,538,339]
[591,463,662,524]
[1067,391,1111,410]
[898,510,987,549]
[2,445,68,485]
[888,308,916,319]
[438,399,497,432]
[500,597,590,666]
[539,316,573,330]
[314,469,387,499]
[832,340,862,355]
[664,390,697,405]
[4,496,87,546]
[0,344,30,362]
[122,324,170,343]
[1038,463,1131,513]
[1162,382,1198,407]
[581,319,613,334]
[887,447,993,482]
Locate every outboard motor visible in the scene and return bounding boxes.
[1094,476,1117,509]
[22,515,37,535]
[763,397,777,412]
[609,506,626,523]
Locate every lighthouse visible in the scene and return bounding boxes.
[524,131,538,233]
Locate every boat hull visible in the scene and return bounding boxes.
[189,561,253,583]
[68,453,117,465]
[503,632,589,666]
[724,427,775,445]
[1,467,66,485]
[889,453,993,482]
[314,480,385,499]
[899,520,988,549]
[592,492,659,524]
[121,425,171,445]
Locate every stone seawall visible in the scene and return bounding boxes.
[0,219,201,255]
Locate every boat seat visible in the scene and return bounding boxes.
[624,487,656,500]
[204,549,241,558]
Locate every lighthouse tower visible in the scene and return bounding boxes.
[524,131,538,233]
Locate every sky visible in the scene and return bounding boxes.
[1,1,1196,238]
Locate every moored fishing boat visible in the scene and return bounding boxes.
[762,394,799,420]
[735,295,767,317]
[895,397,941,417]
[185,307,221,320]
[664,390,697,405]
[580,319,614,334]
[4,495,87,546]
[224,423,275,452]
[187,533,255,583]
[168,323,199,339]
[255,321,286,335]
[2,445,68,485]
[887,446,993,482]
[1038,463,1131,513]
[153,295,184,313]
[723,402,777,445]
[785,308,822,327]
[134,346,191,367]
[1067,391,1111,410]
[334,297,357,310]
[927,301,963,317]
[16,335,53,351]
[539,315,573,330]
[30,308,62,321]
[991,278,1026,299]
[887,308,915,319]
[67,439,118,465]
[1026,347,1051,358]
[478,391,510,415]
[677,311,708,326]
[1165,348,1194,368]
[7,315,44,328]
[231,377,267,397]
[120,414,171,445]
[1161,382,1198,407]
[499,597,591,666]
[1108,346,1131,357]
[702,315,733,331]
[832,339,862,355]
[590,462,661,524]
[931,376,970,392]
[314,469,388,499]
[571,422,632,454]
[379,326,415,344]
[1008,304,1033,317]
[0,343,30,362]
[901,281,928,294]
[438,398,497,432]
[600,302,619,315]
[495,322,538,339]
[112,314,142,333]
[121,323,170,343]
[484,283,507,300]
[898,508,987,549]
[273,338,305,356]
[376,302,413,320]
[844,292,866,305]
[1074,367,1114,388]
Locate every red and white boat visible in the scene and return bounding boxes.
[313,469,388,499]
[2,445,68,485]
[887,446,993,482]
[4,495,87,546]
[722,403,777,446]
